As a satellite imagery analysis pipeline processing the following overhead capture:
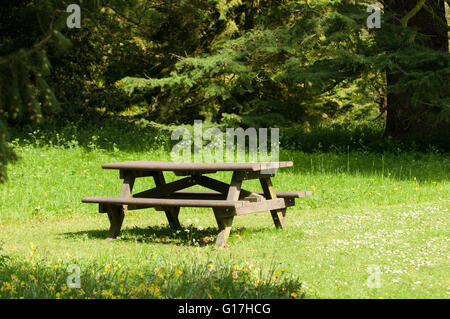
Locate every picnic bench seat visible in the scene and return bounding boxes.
[82,161,312,247]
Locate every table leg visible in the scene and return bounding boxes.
[259,177,286,229]
[165,206,181,229]
[214,172,241,248]
[153,171,182,229]
[120,171,135,214]
[106,171,135,240]
[106,205,125,240]
[213,208,234,248]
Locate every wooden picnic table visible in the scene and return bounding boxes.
[82,161,311,248]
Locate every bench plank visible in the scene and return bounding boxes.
[253,190,312,198]
[82,197,245,208]
[167,190,312,198]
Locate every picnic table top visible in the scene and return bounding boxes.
[101,161,293,172]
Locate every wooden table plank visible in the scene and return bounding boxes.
[102,161,293,172]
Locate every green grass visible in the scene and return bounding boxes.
[0,124,448,298]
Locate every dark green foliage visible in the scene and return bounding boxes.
[0,1,75,124]
[117,0,449,132]
[281,122,450,153]
[0,0,75,181]
[114,2,348,122]
[0,121,16,183]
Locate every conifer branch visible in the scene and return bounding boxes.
[400,0,426,27]
[0,30,57,65]
[422,4,450,32]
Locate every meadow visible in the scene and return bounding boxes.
[0,122,448,299]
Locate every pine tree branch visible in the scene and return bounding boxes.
[0,30,57,65]
[422,4,450,32]
[102,6,142,27]
[400,0,426,27]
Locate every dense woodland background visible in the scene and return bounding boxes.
[1,0,449,182]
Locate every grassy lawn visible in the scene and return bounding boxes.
[0,127,448,299]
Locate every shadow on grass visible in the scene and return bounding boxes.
[60,225,271,247]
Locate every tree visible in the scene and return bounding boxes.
[383,0,450,137]
[117,1,382,125]
[0,0,74,182]
[117,0,450,138]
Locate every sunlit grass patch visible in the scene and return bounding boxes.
[0,248,304,299]
[0,123,448,299]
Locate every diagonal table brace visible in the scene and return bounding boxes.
[259,177,286,229]
[153,171,182,229]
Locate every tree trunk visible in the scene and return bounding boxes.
[384,0,449,137]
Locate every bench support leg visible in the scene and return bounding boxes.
[165,207,182,230]
[104,171,135,240]
[213,172,241,248]
[213,209,234,248]
[270,208,286,229]
[120,171,135,214]
[106,206,125,240]
[260,177,286,229]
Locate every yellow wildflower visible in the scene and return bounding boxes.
[2,282,12,291]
